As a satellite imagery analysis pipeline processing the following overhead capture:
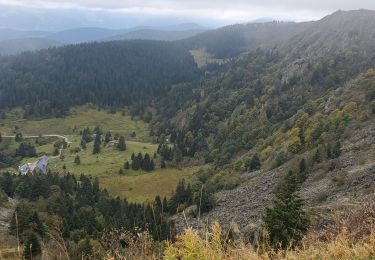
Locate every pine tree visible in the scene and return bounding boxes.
[298,127,305,145]
[137,153,143,169]
[196,186,215,214]
[131,153,143,170]
[298,158,307,183]
[332,141,341,158]
[160,160,166,169]
[80,139,87,149]
[124,161,130,169]
[53,147,60,156]
[326,144,333,159]
[143,153,151,171]
[15,132,23,142]
[162,197,168,213]
[249,154,261,171]
[263,170,309,249]
[74,155,81,165]
[150,159,155,171]
[117,136,126,151]
[104,131,112,143]
[173,145,183,162]
[23,232,42,260]
[93,133,101,154]
[313,148,321,163]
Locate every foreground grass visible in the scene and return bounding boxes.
[164,224,375,260]
[117,204,375,259]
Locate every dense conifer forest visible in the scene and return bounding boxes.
[0,40,201,118]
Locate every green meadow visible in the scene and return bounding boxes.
[0,107,199,202]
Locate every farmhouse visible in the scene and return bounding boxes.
[18,155,49,175]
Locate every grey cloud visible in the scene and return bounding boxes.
[4,0,375,11]
[1,0,374,24]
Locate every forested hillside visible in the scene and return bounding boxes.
[0,40,200,118]
[0,10,374,168]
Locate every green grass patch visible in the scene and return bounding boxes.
[1,106,151,142]
[0,107,201,203]
[47,140,197,202]
[100,167,197,203]
[190,49,225,68]
[49,140,159,176]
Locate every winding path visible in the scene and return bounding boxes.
[1,134,71,144]
[1,134,71,158]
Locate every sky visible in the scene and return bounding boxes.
[0,0,374,30]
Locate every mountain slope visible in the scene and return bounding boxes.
[174,69,375,231]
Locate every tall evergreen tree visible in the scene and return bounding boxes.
[248,154,261,171]
[173,145,183,162]
[117,136,126,151]
[263,170,309,249]
[150,159,155,171]
[313,149,321,163]
[332,141,342,158]
[142,153,151,171]
[74,155,81,165]
[136,153,143,169]
[80,139,87,149]
[15,132,23,142]
[298,158,307,183]
[104,131,112,144]
[23,232,42,260]
[124,161,130,169]
[160,160,166,169]
[93,133,101,154]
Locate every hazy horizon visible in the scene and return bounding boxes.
[0,1,374,31]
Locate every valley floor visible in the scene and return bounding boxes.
[0,106,199,203]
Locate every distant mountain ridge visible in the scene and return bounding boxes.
[0,23,208,43]
[0,23,209,54]
[107,29,206,42]
[0,37,62,56]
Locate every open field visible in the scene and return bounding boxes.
[47,140,197,202]
[0,106,151,142]
[100,167,197,203]
[190,49,226,68]
[48,139,159,176]
[3,136,198,203]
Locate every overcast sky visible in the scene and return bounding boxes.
[0,0,374,30]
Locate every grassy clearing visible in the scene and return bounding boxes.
[190,49,225,68]
[49,140,159,176]
[0,106,151,142]
[0,106,201,202]
[48,140,196,202]
[100,167,197,203]
[4,137,198,203]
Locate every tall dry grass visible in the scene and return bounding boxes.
[163,204,375,260]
